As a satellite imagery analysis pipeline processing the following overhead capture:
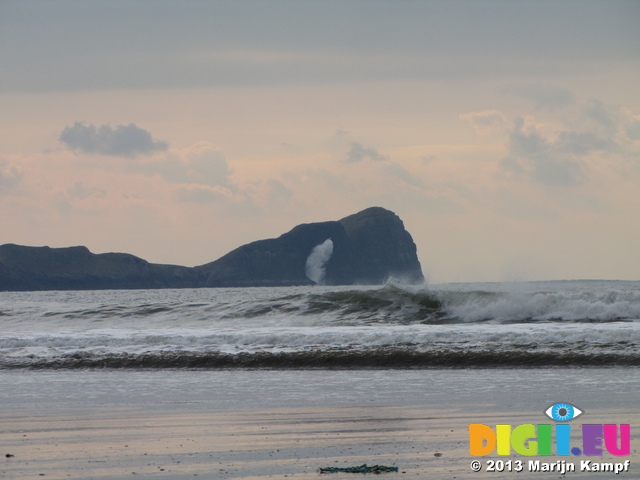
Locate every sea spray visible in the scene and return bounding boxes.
[305,239,334,285]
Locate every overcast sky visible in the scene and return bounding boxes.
[1,0,639,283]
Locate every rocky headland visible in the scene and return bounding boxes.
[0,207,424,291]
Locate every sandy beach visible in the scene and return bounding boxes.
[1,369,639,479]
[1,405,474,479]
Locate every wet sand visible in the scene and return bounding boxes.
[1,369,639,479]
[2,404,639,479]
[0,405,467,479]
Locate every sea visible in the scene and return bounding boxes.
[2,280,639,480]
[1,279,639,370]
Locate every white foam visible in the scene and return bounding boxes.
[305,238,334,285]
[437,287,640,323]
[1,322,639,359]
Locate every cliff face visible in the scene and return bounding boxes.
[338,207,424,284]
[192,207,424,286]
[195,221,352,287]
[0,207,424,291]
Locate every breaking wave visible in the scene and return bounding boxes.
[1,281,639,369]
[4,281,638,326]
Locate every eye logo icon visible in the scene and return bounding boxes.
[545,403,583,422]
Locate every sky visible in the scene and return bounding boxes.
[1,0,639,283]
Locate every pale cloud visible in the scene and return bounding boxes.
[133,142,231,187]
[501,154,585,186]
[183,143,231,186]
[555,131,614,156]
[619,108,640,142]
[169,148,291,208]
[265,179,293,206]
[344,142,388,163]
[382,163,424,189]
[463,97,640,187]
[237,178,296,211]
[459,110,507,134]
[625,118,640,141]
[500,117,588,186]
[584,98,617,129]
[60,122,168,157]
[67,182,106,200]
[0,158,23,192]
[421,155,437,166]
[503,83,576,110]
[175,185,232,204]
[307,169,356,193]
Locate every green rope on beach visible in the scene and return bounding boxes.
[319,464,399,474]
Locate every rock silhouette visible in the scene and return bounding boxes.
[0,207,423,291]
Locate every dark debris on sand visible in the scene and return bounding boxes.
[319,464,399,474]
